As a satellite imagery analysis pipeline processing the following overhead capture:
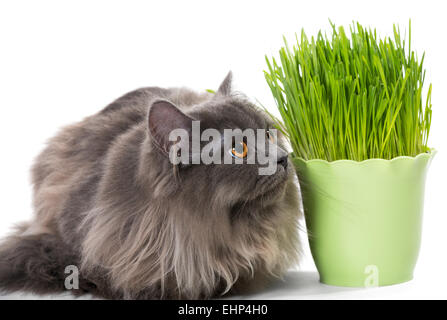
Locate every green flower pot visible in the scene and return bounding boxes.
[293,150,436,287]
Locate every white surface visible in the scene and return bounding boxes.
[0,270,442,300]
[0,0,446,300]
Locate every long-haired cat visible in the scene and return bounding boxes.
[0,72,301,299]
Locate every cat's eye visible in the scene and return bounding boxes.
[266,130,275,143]
[230,141,248,159]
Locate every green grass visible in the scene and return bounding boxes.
[264,21,432,161]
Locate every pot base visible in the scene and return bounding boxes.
[319,274,413,288]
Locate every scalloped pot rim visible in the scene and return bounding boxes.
[292,148,437,166]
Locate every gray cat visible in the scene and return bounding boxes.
[0,72,301,299]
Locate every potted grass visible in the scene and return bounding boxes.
[264,21,435,287]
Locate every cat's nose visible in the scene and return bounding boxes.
[277,155,288,169]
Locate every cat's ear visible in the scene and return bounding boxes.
[148,100,194,156]
[216,71,233,96]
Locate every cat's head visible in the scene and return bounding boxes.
[147,72,293,211]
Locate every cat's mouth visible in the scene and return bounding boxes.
[230,168,289,219]
[249,167,289,203]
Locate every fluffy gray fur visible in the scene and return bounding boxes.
[0,73,301,299]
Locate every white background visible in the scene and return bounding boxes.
[0,0,446,299]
